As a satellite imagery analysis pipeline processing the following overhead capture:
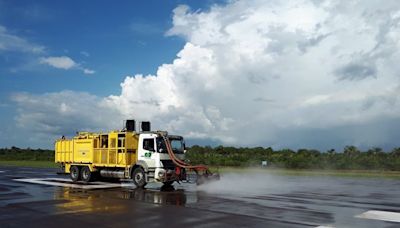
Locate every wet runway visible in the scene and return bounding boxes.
[1,166,400,227]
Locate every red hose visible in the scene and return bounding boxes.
[163,136,209,171]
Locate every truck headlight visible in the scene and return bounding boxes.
[158,170,165,177]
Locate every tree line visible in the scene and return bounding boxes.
[0,147,54,161]
[185,145,400,171]
[1,146,400,171]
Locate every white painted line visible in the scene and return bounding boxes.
[315,226,335,228]
[13,178,133,189]
[356,210,400,223]
[0,171,5,173]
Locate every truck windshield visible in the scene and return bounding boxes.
[156,137,184,154]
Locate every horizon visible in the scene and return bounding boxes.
[2,143,399,153]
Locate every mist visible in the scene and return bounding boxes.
[196,171,308,197]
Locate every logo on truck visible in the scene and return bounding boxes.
[144,152,152,158]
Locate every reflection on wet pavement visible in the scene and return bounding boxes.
[53,186,194,215]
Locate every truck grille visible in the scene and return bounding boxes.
[161,160,175,170]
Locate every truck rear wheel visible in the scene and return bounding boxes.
[132,167,147,188]
[70,166,80,182]
[81,166,93,182]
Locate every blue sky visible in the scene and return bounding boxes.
[0,0,216,96]
[1,0,400,151]
[0,0,222,148]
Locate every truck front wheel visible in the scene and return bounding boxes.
[70,166,80,182]
[162,181,174,186]
[132,167,147,188]
[81,166,93,182]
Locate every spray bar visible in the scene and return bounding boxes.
[162,135,220,184]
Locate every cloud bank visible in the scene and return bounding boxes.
[12,0,400,149]
[12,91,121,146]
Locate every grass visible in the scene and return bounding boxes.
[210,166,400,179]
[0,160,59,168]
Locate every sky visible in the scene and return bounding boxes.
[1,0,400,151]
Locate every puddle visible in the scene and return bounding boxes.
[12,178,198,205]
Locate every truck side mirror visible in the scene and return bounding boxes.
[183,142,187,153]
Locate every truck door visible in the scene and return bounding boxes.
[139,136,157,168]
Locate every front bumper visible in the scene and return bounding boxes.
[155,168,186,182]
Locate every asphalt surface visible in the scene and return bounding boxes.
[1,166,400,227]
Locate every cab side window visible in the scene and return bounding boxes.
[143,138,155,151]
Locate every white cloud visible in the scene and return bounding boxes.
[107,0,400,149]
[39,55,96,74]
[0,25,45,53]
[11,91,121,146]
[39,56,77,69]
[83,68,95,74]
[80,51,90,57]
[10,0,400,150]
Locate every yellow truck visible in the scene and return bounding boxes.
[55,120,219,187]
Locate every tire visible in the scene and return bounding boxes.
[162,181,174,186]
[70,166,80,182]
[160,184,174,192]
[132,167,147,188]
[81,166,93,182]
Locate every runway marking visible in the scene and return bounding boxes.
[356,210,400,223]
[0,171,5,173]
[13,178,134,189]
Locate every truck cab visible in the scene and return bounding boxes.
[136,133,186,185]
